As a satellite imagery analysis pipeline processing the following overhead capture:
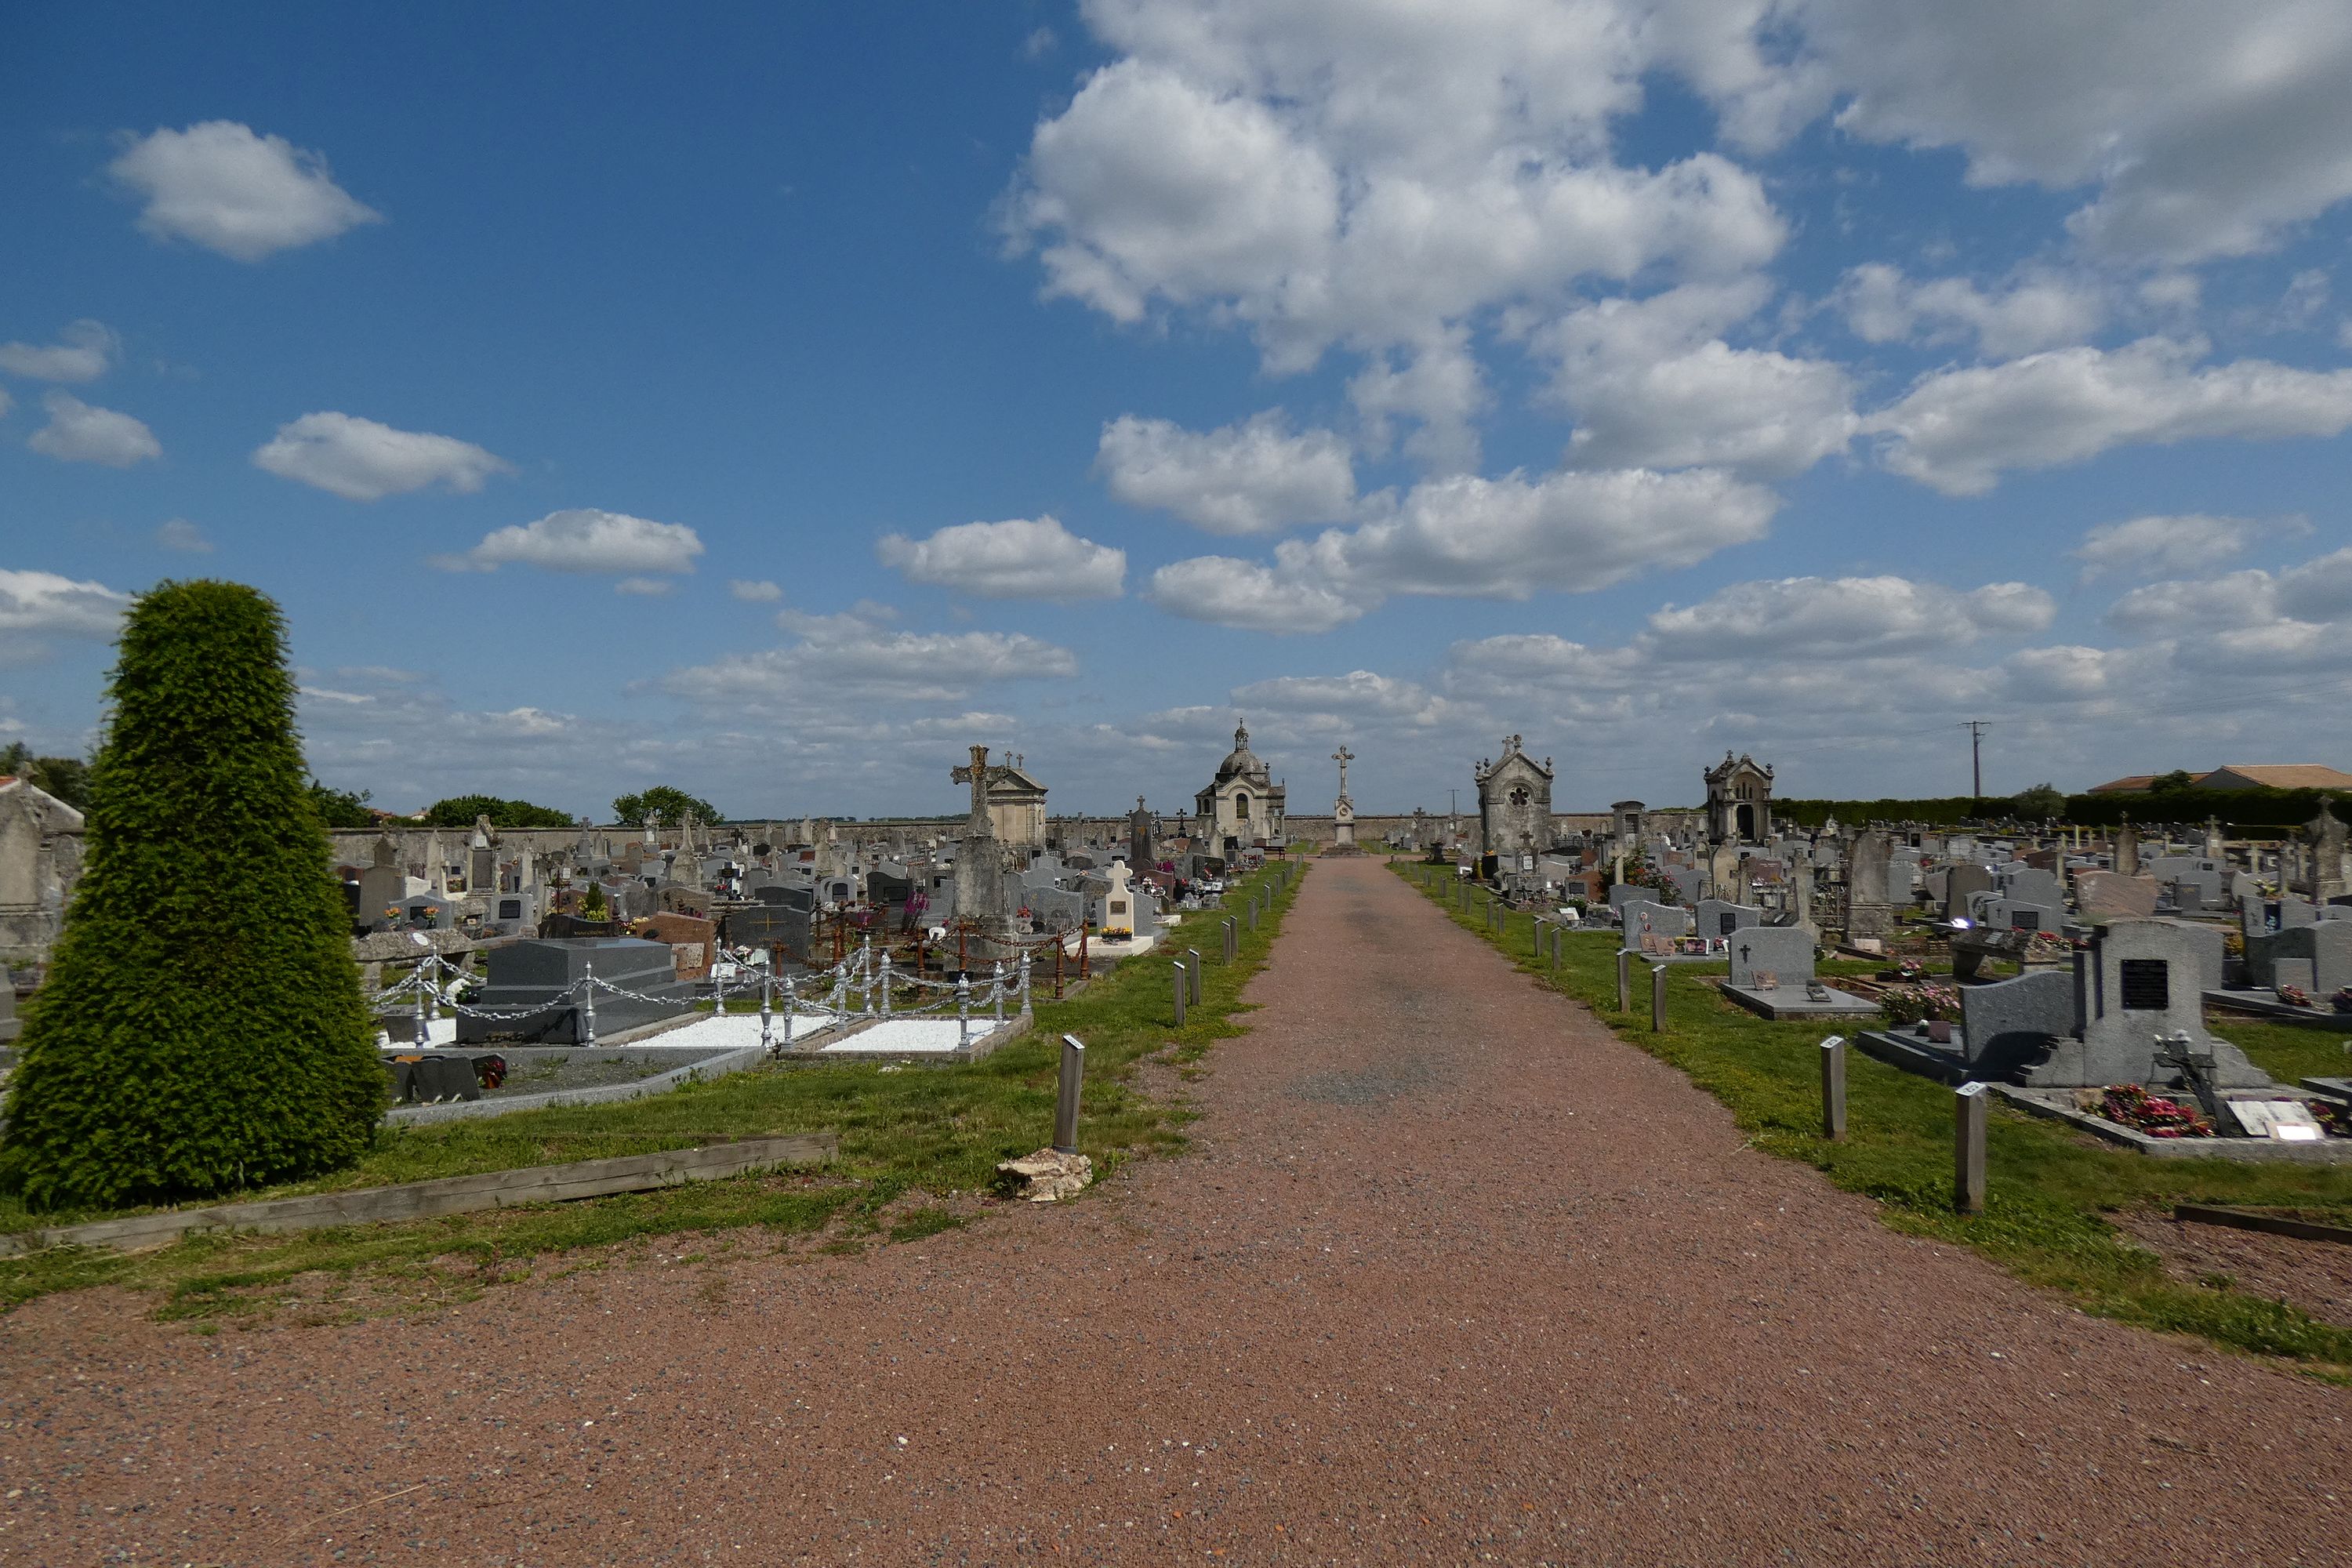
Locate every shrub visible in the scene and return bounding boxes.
[0,582,383,1211]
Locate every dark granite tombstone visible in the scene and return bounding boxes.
[455,937,694,1044]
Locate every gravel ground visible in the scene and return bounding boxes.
[6,857,2352,1566]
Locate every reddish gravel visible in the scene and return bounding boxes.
[7,856,2352,1566]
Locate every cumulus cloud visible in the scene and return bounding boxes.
[1834,264,2104,358]
[613,577,674,597]
[1146,465,1777,630]
[1299,466,1779,603]
[1796,0,2352,263]
[877,515,1126,600]
[1003,5,1785,470]
[108,121,383,261]
[0,320,119,383]
[1539,281,1857,476]
[1863,337,2352,494]
[662,608,1079,708]
[1642,576,2055,660]
[253,412,512,500]
[154,518,212,554]
[1144,555,1362,633]
[434,509,705,577]
[2071,514,2310,581]
[1095,412,1356,533]
[0,569,131,638]
[729,579,784,601]
[1229,670,1450,728]
[27,392,160,466]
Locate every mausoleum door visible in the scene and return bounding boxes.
[1737,804,1755,840]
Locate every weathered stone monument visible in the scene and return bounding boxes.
[949,744,1017,937]
[1846,829,1896,938]
[1474,735,1552,872]
[1330,744,1358,850]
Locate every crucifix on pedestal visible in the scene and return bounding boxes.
[949,744,994,838]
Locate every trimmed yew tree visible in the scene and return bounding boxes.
[0,582,383,1211]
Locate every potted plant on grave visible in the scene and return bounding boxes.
[2096,1084,2216,1138]
[2332,988,2352,1015]
[2278,983,2314,1008]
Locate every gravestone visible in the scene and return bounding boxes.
[1726,926,1815,989]
[1619,899,1693,939]
[1847,830,1896,937]
[1944,865,1994,921]
[641,910,719,979]
[456,937,695,1044]
[1693,898,1762,938]
[2072,870,2158,922]
[1999,866,2066,911]
[2245,921,2352,997]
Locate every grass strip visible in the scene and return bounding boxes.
[1393,858,2352,1377]
[0,862,1306,1318]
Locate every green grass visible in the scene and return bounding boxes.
[1397,862,2352,1376]
[0,862,1306,1317]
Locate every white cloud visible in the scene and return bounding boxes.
[434,509,705,576]
[2071,514,2310,581]
[0,570,130,638]
[1296,466,1779,603]
[108,121,382,261]
[877,515,1125,601]
[0,320,119,383]
[1145,464,1777,630]
[1004,10,1785,423]
[663,608,1079,707]
[1229,670,1450,727]
[729,579,784,601]
[1796,0,2352,263]
[1539,282,1857,476]
[1345,330,1490,473]
[1095,411,1356,533]
[1834,264,2104,358]
[253,412,512,500]
[614,577,674,597]
[27,392,161,466]
[0,387,10,418]
[154,517,212,554]
[1144,555,1361,633]
[1863,337,2352,495]
[1643,576,2055,660]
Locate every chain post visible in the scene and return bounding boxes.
[781,975,797,1048]
[760,968,774,1054]
[879,951,894,1018]
[956,971,972,1049]
[993,960,1006,1026]
[1019,950,1033,1017]
[581,961,598,1048]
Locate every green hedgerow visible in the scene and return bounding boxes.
[0,582,383,1210]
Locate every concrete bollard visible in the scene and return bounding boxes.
[1550,925,1563,973]
[1187,947,1203,1005]
[1650,963,1668,1032]
[1054,1034,1086,1154]
[1616,948,1631,1012]
[1820,1035,1848,1142]
[1172,962,1187,1027]
[1224,918,1238,962]
[1955,1083,1989,1213]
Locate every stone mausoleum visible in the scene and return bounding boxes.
[1704,751,1775,843]
[1196,720,1286,858]
[1475,735,1553,866]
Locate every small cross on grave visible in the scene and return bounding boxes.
[2152,1029,2225,1126]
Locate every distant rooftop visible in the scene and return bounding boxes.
[2087,765,2352,794]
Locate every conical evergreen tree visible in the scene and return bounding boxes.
[0,582,382,1210]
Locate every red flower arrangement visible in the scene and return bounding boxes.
[2100,1084,2215,1138]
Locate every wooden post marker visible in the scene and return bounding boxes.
[1171,962,1187,1028]
[1616,947,1632,1012]
[1186,948,1203,1006]
[1955,1082,1989,1213]
[1820,1035,1848,1142]
[1650,963,1668,1032]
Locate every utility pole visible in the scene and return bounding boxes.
[1962,720,1988,799]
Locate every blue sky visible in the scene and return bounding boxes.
[6,2,2352,820]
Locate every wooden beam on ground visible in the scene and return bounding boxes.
[0,1134,838,1258]
[2175,1203,2352,1247]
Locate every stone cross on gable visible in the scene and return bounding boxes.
[949,744,994,837]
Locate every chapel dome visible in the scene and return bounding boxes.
[1215,720,1265,782]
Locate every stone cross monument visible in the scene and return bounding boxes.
[1331,744,1358,848]
[949,744,1014,933]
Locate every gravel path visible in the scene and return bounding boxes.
[7,857,2351,1565]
